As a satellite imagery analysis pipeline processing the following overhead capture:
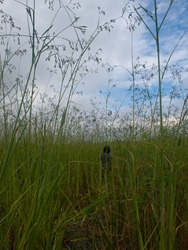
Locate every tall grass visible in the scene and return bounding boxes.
[0,122,188,249]
[0,1,188,249]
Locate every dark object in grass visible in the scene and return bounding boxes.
[100,145,112,182]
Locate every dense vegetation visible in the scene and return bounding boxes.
[0,0,188,249]
[0,132,188,249]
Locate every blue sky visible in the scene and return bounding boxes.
[96,0,188,117]
[1,0,188,123]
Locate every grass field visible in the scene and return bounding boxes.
[0,130,188,249]
[0,0,187,249]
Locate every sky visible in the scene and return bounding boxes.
[1,0,188,124]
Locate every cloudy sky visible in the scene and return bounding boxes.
[1,0,188,121]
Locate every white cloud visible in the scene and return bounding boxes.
[1,0,188,122]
